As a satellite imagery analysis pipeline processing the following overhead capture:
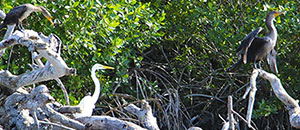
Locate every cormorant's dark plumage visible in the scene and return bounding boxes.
[227,11,285,73]
[0,4,53,30]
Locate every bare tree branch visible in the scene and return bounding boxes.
[76,116,147,130]
[42,104,87,129]
[228,96,235,130]
[257,69,300,128]
[39,120,74,130]
[57,106,82,114]
[246,69,259,127]
[4,85,54,129]
[243,69,300,128]
[0,30,75,92]
[124,100,160,130]
[32,51,70,105]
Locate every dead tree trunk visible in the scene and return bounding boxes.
[0,9,160,129]
[245,69,300,128]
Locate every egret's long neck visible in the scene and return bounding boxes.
[266,17,277,42]
[91,68,100,104]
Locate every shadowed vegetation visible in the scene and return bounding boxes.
[0,0,299,129]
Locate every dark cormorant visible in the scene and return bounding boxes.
[0,4,53,30]
[227,11,285,73]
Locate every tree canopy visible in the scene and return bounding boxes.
[0,0,299,129]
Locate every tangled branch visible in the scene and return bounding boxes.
[245,69,300,128]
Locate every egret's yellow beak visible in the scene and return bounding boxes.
[274,11,286,17]
[103,66,114,69]
[46,16,54,25]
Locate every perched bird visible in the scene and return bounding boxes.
[227,11,285,73]
[74,64,114,118]
[0,4,54,30]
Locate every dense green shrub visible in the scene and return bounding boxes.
[0,0,299,129]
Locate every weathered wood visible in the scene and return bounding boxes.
[244,69,300,128]
[4,85,54,129]
[42,104,86,129]
[76,116,147,130]
[0,13,156,130]
[3,84,86,130]
[257,69,300,128]
[228,96,235,130]
[32,51,70,105]
[246,69,259,127]
[124,100,159,130]
[57,106,82,114]
[39,120,74,130]
[0,30,75,92]
[188,127,203,130]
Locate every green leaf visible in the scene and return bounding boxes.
[73,1,80,7]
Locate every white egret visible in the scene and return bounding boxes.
[74,64,114,118]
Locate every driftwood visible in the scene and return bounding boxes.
[0,29,77,129]
[245,69,300,128]
[124,100,160,130]
[42,103,87,129]
[187,127,203,130]
[246,70,259,126]
[32,51,70,105]
[0,8,162,130]
[0,22,158,130]
[57,106,82,114]
[3,84,87,130]
[3,83,153,129]
[31,35,70,105]
[228,96,235,130]
[76,116,147,130]
[0,30,75,92]
[221,96,255,130]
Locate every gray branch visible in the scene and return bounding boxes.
[257,69,300,128]
[41,104,87,129]
[4,85,54,129]
[32,51,70,105]
[0,30,75,92]
[4,86,154,130]
[0,23,153,130]
[246,69,259,127]
[124,100,159,130]
[3,85,87,130]
[57,106,82,114]
[243,69,300,128]
[76,116,147,130]
[228,96,235,130]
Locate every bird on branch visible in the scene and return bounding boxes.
[74,64,114,118]
[227,11,286,73]
[0,3,54,30]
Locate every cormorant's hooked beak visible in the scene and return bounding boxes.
[274,11,286,17]
[103,66,114,70]
[45,16,54,26]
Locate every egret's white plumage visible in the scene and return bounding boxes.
[74,64,114,118]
